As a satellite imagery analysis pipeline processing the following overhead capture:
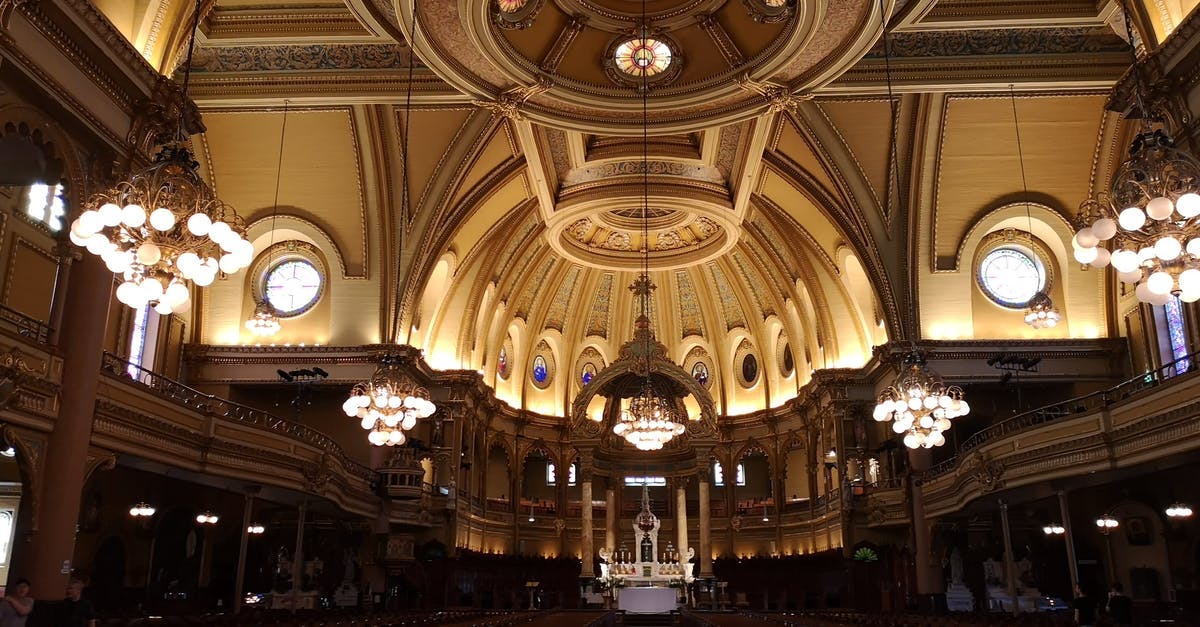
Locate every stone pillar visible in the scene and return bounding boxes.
[233,487,259,613]
[698,474,712,577]
[1057,490,1079,586]
[908,449,943,612]
[675,481,688,559]
[27,256,112,597]
[1000,501,1019,615]
[292,500,307,608]
[580,472,594,577]
[605,486,616,553]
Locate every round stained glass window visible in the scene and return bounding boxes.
[532,355,549,385]
[692,362,710,388]
[614,38,672,77]
[264,259,322,316]
[496,0,527,11]
[582,362,596,385]
[978,248,1044,308]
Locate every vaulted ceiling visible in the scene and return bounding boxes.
[93,0,1167,417]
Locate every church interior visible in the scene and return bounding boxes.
[0,0,1199,625]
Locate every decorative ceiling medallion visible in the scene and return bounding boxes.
[548,194,739,270]
[743,0,795,23]
[607,35,679,85]
[492,0,544,29]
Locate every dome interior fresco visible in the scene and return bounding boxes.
[89,0,1155,418]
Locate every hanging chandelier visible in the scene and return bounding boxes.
[611,0,686,452]
[1024,291,1061,328]
[342,355,436,446]
[245,299,282,336]
[614,380,685,451]
[1073,130,1200,304]
[69,0,250,315]
[872,353,970,449]
[1071,7,1200,305]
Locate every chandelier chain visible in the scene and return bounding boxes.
[391,0,418,345]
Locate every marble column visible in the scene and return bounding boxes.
[26,255,112,596]
[581,474,594,577]
[1057,490,1079,586]
[675,481,688,559]
[233,487,259,613]
[908,449,943,611]
[1000,501,1019,615]
[605,486,616,553]
[698,476,712,577]
[291,500,307,610]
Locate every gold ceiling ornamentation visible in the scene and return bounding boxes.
[493,0,545,30]
[409,0,871,133]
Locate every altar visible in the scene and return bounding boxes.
[618,586,679,614]
[597,485,694,611]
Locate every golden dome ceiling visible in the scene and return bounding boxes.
[405,0,878,133]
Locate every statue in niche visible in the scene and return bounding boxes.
[1017,557,1035,588]
[982,558,1002,586]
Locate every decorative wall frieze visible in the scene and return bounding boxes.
[189,43,417,74]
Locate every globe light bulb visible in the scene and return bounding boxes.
[1118,207,1146,231]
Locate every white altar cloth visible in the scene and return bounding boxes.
[618,586,677,614]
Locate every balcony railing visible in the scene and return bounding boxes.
[925,349,1198,481]
[100,352,375,484]
[0,305,51,344]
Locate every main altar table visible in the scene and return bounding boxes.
[617,586,678,614]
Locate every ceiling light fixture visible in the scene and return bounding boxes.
[1007,85,1061,329]
[1095,514,1119,532]
[1042,524,1066,535]
[872,352,969,449]
[612,0,684,452]
[245,100,291,337]
[195,511,219,525]
[344,0,435,446]
[1072,5,1200,305]
[247,524,266,534]
[69,0,250,315]
[129,501,156,518]
[1166,502,1194,518]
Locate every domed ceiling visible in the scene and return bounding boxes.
[405,0,878,133]
[94,0,1135,417]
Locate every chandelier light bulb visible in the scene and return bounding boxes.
[1155,236,1182,260]
[1092,218,1118,240]
[1110,249,1140,273]
[1146,196,1174,220]
[1074,227,1099,248]
[1177,193,1200,218]
[129,501,156,518]
[1118,206,1147,231]
[195,512,219,525]
[1095,516,1119,529]
[1147,271,1174,295]
[1073,246,1098,264]
[247,524,266,534]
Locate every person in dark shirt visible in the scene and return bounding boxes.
[1106,582,1133,627]
[1072,585,1098,627]
[56,578,96,627]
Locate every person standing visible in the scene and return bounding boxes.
[57,578,96,627]
[1106,582,1133,627]
[1072,585,1098,627]
[0,579,34,627]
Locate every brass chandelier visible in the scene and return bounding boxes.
[1071,7,1200,305]
[69,0,250,315]
[343,0,435,447]
[872,353,970,449]
[612,0,685,452]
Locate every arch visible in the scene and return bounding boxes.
[0,106,86,209]
[245,213,352,279]
[416,252,457,368]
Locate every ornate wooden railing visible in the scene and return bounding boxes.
[924,350,1198,481]
[100,352,376,486]
[0,305,51,344]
